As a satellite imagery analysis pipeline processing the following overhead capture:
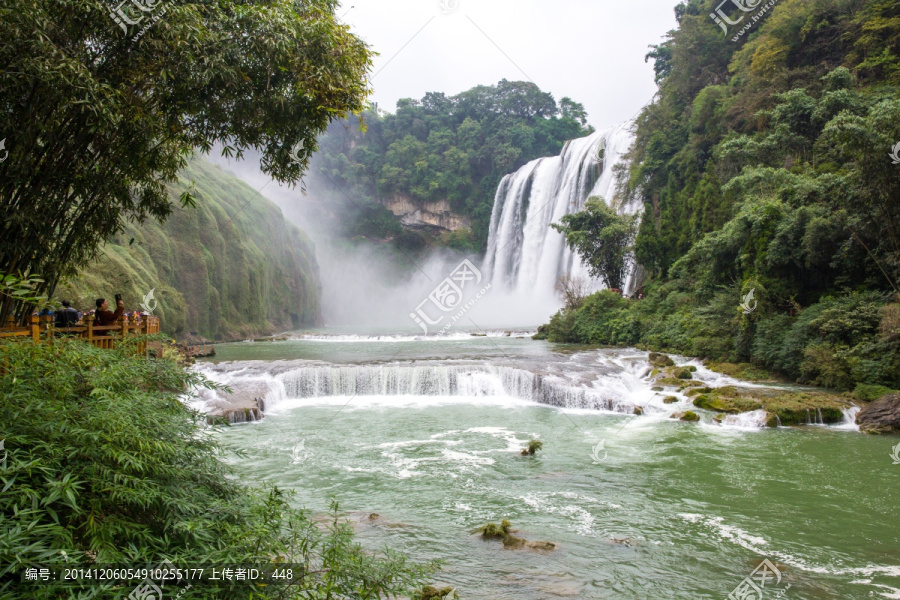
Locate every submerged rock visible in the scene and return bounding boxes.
[502,534,527,549]
[526,540,556,551]
[857,394,900,434]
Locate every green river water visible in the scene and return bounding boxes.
[197,331,900,600]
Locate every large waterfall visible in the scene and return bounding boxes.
[483,122,636,296]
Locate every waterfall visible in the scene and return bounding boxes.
[273,364,639,414]
[482,122,638,296]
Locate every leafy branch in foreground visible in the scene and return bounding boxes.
[0,273,59,319]
[0,339,437,599]
[0,0,372,319]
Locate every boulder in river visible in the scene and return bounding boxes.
[414,586,459,600]
[856,394,900,434]
[648,352,675,367]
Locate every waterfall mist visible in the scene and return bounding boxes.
[205,121,635,331]
[205,148,491,329]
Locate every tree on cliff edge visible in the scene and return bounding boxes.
[0,0,372,322]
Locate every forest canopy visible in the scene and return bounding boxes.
[310,80,594,251]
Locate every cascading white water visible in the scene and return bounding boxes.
[275,364,639,413]
[483,122,637,296]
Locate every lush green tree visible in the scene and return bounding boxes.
[0,0,372,321]
[551,198,638,291]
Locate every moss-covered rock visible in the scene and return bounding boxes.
[705,362,780,382]
[688,385,850,425]
[762,392,848,425]
[649,352,675,367]
[475,519,512,538]
[686,387,712,397]
[520,440,543,456]
[414,586,459,600]
[663,396,679,404]
[680,411,700,422]
[693,395,756,413]
[473,520,555,553]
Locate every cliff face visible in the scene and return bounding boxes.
[382,195,471,232]
[58,158,321,342]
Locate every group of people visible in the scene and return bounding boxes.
[53,297,126,329]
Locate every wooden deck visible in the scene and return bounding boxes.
[0,313,160,351]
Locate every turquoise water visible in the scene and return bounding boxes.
[201,331,900,599]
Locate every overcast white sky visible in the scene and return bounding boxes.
[339,0,679,130]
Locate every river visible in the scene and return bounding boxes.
[194,329,900,600]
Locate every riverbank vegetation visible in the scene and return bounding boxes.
[539,0,900,393]
[0,339,437,598]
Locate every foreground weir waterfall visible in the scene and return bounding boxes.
[483,123,636,295]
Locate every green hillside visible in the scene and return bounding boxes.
[57,159,321,342]
[539,0,900,392]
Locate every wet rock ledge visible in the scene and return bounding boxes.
[204,381,268,424]
[856,394,900,434]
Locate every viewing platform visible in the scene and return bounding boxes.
[0,313,160,350]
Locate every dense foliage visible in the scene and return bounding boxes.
[0,339,437,598]
[0,0,371,321]
[57,159,321,342]
[311,80,594,250]
[539,0,900,391]
[551,199,638,291]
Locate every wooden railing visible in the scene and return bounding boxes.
[0,313,160,351]
[182,343,215,358]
